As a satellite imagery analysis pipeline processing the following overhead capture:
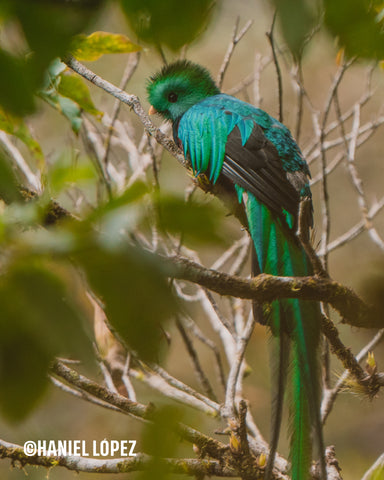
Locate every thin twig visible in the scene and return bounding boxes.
[344,105,384,251]
[51,361,228,459]
[175,316,218,402]
[321,328,384,424]
[102,52,140,174]
[297,198,327,277]
[182,314,227,394]
[318,197,384,255]
[266,12,283,122]
[143,362,220,413]
[217,18,254,89]
[0,131,42,193]
[122,353,137,401]
[49,376,126,415]
[318,61,353,271]
[223,309,258,419]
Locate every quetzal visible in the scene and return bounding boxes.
[147,60,326,480]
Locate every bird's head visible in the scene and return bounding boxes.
[147,60,220,122]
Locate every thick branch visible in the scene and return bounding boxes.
[64,56,186,168]
[50,361,228,460]
[0,439,235,476]
[156,254,381,329]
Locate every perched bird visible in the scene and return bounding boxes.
[147,60,325,480]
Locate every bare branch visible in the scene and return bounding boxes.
[153,253,381,329]
[102,52,140,174]
[266,12,283,122]
[176,316,219,402]
[223,311,257,419]
[321,329,384,424]
[182,315,227,394]
[0,439,236,476]
[318,61,353,270]
[217,18,254,89]
[64,56,187,169]
[0,131,42,193]
[51,361,228,459]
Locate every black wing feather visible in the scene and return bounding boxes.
[223,124,301,221]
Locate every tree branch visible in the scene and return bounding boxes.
[0,439,236,476]
[63,55,187,169]
[154,253,381,329]
[50,361,228,460]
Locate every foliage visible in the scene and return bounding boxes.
[273,0,384,59]
[120,0,216,51]
[0,1,383,480]
[0,0,105,115]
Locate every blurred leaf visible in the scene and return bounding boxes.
[48,154,97,194]
[40,89,83,133]
[71,31,141,61]
[0,49,36,115]
[0,257,89,421]
[58,71,103,118]
[0,152,23,204]
[360,262,384,328]
[40,59,102,130]
[0,0,105,115]
[11,0,105,69]
[155,194,226,247]
[0,328,51,422]
[91,180,150,218]
[273,0,318,57]
[361,454,384,480]
[0,108,44,166]
[139,405,184,480]
[324,0,384,59]
[75,243,177,362]
[120,0,216,51]
[47,57,67,78]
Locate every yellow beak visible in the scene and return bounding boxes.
[148,105,158,115]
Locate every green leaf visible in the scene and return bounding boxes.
[0,152,23,204]
[91,180,150,218]
[75,243,177,362]
[40,89,83,133]
[154,194,226,247]
[40,59,102,130]
[361,454,384,480]
[0,108,44,166]
[48,154,97,194]
[0,0,105,115]
[120,0,216,51]
[58,72,103,118]
[324,0,384,59]
[0,328,51,422]
[0,257,89,421]
[273,0,318,57]
[139,405,184,480]
[361,262,384,328]
[0,49,36,115]
[70,31,141,61]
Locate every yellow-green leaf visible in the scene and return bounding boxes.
[0,108,44,167]
[70,31,141,61]
[58,72,103,118]
[39,90,82,134]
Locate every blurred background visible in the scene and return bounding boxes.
[0,0,383,479]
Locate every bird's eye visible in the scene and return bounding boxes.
[167,92,178,103]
